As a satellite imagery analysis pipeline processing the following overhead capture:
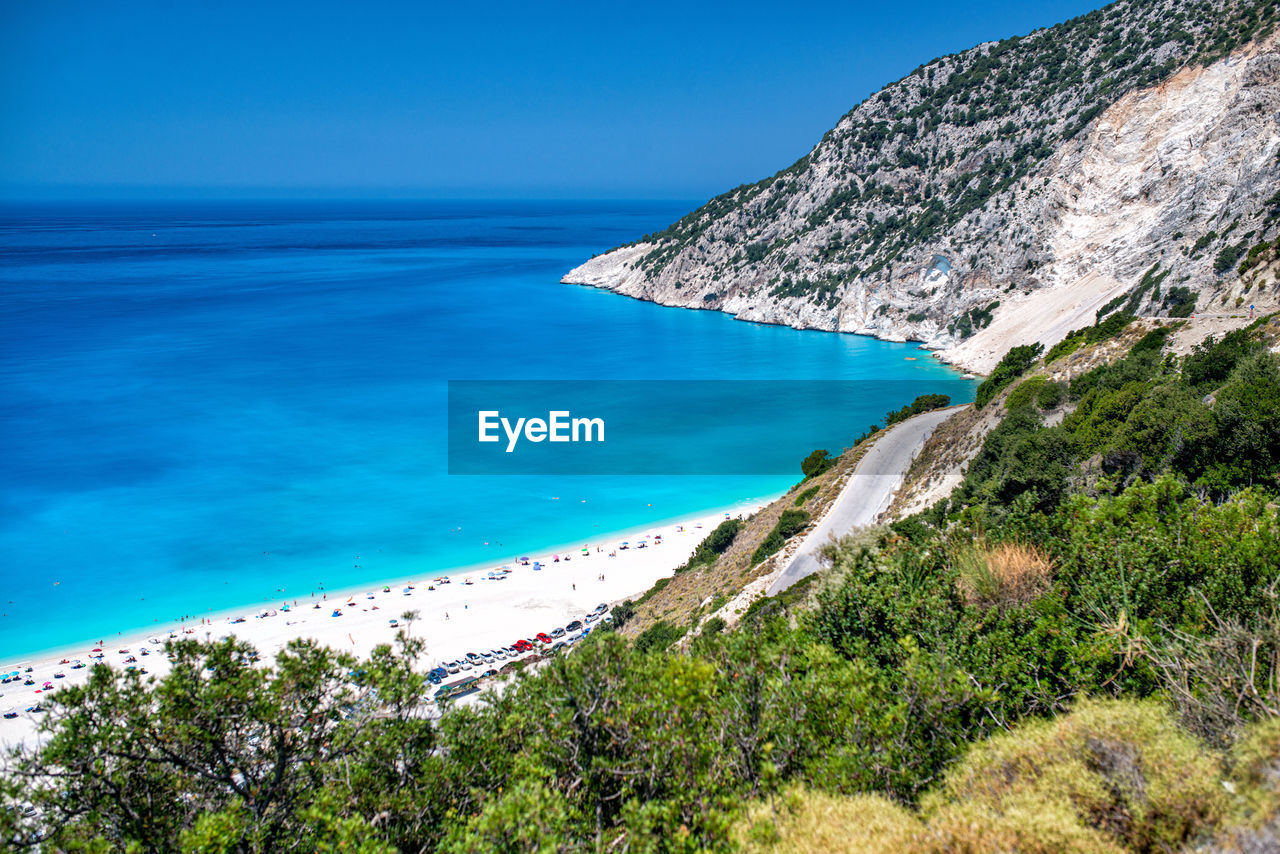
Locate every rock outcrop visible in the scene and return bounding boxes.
[564,0,1280,374]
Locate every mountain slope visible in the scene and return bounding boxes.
[564,0,1280,373]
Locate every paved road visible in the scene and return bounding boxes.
[767,407,961,596]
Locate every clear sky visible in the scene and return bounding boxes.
[1,0,1105,200]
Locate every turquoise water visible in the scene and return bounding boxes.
[0,200,969,659]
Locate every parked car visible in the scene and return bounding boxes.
[550,642,566,653]
[466,651,482,662]
[427,667,448,684]
[565,620,583,632]
[445,660,461,673]
[592,603,608,615]
[550,627,566,639]
[536,632,552,644]
[459,660,473,671]
[482,668,498,678]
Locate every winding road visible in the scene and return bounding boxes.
[767,406,962,596]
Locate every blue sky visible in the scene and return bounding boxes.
[1,1,1104,199]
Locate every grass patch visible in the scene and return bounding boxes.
[751,509,811,565]
[953,540,1053,610]
[793,486,820,506]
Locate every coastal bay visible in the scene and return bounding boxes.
[0,200,966,660]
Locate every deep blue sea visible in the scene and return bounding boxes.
[0,200,970,660]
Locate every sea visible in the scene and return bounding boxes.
[0,200,971,660]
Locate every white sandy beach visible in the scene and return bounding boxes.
[0,501,764,750]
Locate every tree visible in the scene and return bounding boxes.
[9,636,433,852]
[801,449,835,479]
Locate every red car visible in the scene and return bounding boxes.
[535,632,552,645]
[513,639,532,652]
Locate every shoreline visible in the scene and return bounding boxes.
[2,493,772,666]
[0,496,771,749]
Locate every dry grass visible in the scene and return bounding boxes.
[734,699,1232,853]
[619,437,876,638]
[925,698,1227,852]
[1203,718,1280,852]
[954,540,1054,610]
[735,788,919,854]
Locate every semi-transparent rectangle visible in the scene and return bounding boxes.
[447,379,974,475]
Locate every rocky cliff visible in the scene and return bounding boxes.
[563,0,1280,373]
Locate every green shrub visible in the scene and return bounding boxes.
[1035,380,1065,409]
[701,617,726,636]
[1163,285,1197,317]
[633,621,687,654]
[1058,478,1280,631]
[793,485,820,506]
[1044,332,1086,364]
[1183,328,1264,390]
[1215,240,1247,274]
[800,449,835,479]
[751,509,811,564]
[1004,375,1047,411]
[677,518,743,573]
[885,392,952,426]
[975,343,1044,408]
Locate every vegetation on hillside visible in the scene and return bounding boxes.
[6,319,1280,851]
